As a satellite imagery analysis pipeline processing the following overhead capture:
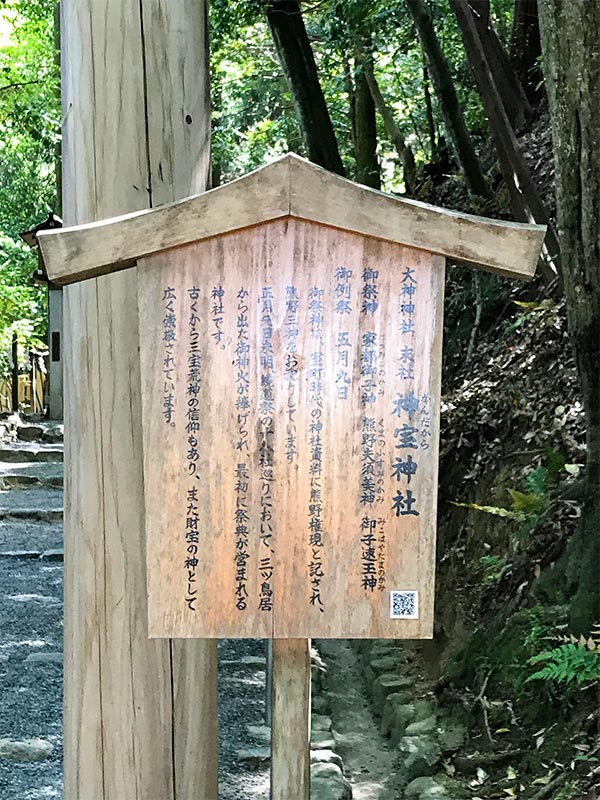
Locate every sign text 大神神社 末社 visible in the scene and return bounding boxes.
[36,154,546,640]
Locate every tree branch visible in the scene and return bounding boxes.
[0,79,43,93]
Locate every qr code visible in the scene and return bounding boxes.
[390,590,419,619]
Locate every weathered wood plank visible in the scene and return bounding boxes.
[139,235,274,640]
[288,155,544,281]
[61,0,217,798]
[139,219,443,640]
[141,2,218,795]
[271,226,444,639]
[39,153,545,286]
[271,639,311,800]
[60,0,106,793]
[40,160,291,285]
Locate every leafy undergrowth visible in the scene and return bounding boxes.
[416,296,599,797]
[439,295,584,620]
[394,94,599,799]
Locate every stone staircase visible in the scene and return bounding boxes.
[0,420,352,799]
[0,420,65,799]
[0,422,64,563]
[0,421,276,799]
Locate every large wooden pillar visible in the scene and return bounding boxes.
[60,2,218,798]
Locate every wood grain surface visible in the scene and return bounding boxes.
[139,219,445,639]
[60,0,217,798]
[39,153,545,286]
[271,639,311,800]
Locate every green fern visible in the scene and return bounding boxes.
[449,500,526,521]
[526,643,600,686]
[451,465,552,535]
[525,465,548,496]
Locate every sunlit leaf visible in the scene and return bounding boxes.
[476,767,489,783]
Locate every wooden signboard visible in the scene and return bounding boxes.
[139,219,443,639]
[37,154,546,642]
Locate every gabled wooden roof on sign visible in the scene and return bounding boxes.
[37,153,545,285]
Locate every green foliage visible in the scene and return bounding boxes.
[477,555,506,588]
[209,0,496,190]
[477,554,506,587]
[211,19,299,183]
[0,0,59,233]
[0,0,58,363]
[451,498,527,521]
[451,463,555,544]
[527,644,600,686]
[0,233,46,377]
[444,606,594,717]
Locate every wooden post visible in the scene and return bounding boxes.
[271,639,311,800]
[60,2,217,798]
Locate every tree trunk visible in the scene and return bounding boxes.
[469,0,532,129]
[404,0,490,198]
[353,41,381,190]
[363,57,416,194]
[512,0,542,103]
[343,58,357,157]
[422,61,437,160]
[61,1,218,798]
[538,0,600,634]
[449,0,560,284]
[266,1,345,175]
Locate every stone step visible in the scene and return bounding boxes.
[17,422,64,444]
[221,655,267,669]
[0,461,64,490]
[0,547,63,561]
[0,473,40,489]
[0,738,55,762]
[0,443,63,463]
[0,473,63,490]
[0,518,63,553]
[0,487,63,521]
[0,508,63,522]
[0,549,41,559]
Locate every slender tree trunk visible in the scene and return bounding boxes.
[353,40,381,190]
[512,0,542,102]
[539,0,600,634]
[266,0,345,175]
[449,0,560,283]
[395,73,427,154]
[343,58,357,157]
[11,332,18,412]
[422,61,437,160]
[404,0,490,198]
[469,0,532,129]
[53,4,62,218]
[363,56,416,194]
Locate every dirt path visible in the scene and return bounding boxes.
[318,640,402,800]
